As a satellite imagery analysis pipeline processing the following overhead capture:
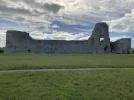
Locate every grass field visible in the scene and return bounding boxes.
[0,54,134,70]
[0,54,134,100]
[0,70,134,100]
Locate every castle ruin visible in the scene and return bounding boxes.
[5,22,131,54]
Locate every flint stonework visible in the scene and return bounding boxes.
[5,22,131,54]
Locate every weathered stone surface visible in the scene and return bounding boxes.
[5,22,131,54]
[5,31,90,53]
[111,38,131,54]
[89,22,111,54]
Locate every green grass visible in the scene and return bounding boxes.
[0,70,134,100]
[0,54,134,70]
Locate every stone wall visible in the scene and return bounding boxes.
[89,22,111,54]
[5,22,131,54]
[5,31,91,53]
[111,38,131,54]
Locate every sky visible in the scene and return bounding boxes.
[0,0,134,47]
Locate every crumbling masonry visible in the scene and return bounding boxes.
[5,22,131,54]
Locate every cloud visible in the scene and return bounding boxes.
[52,24,59,29]
[30,31,90,40]
[0,0,64,33]
[0,30,6,47]
[106,8,134,33]
[54,0,134,26]
[0,5,31,16]
[110,36,130,42]
[43,3,64,13]
[1,0,134,32]
[79,36,90,40]
[0,0,134,47]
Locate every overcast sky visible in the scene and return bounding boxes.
[0,0,134,47]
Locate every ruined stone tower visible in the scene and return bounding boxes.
[5,22,131,54]
[89,22,111,54]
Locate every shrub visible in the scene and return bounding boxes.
[0,48,4,53]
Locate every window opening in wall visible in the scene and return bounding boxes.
[100,37,104,41]
[100,35,104,45]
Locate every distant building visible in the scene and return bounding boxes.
[5,22,131,54]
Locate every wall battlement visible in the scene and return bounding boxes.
[5,22,131,54]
